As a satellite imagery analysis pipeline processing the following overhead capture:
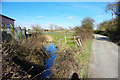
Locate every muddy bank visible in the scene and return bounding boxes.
[44,35,53,42]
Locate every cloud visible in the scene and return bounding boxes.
[15,20,51,29]
[67,16,73,19]
[15,20,34,29]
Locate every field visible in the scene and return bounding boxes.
[45,31,75,46]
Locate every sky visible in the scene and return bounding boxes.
[2,0,117,2]
[2,2,116,29]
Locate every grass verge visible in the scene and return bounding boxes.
[79,39,92,78]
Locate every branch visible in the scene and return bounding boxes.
[112,9,120,16]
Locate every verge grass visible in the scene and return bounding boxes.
[79,39,92,78]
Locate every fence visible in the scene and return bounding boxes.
[2,25,26,41]
[57,36,82,47]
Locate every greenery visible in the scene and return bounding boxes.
[2,2,120,79]
[46,31,74,44]
[79,39,92,78]
[94,30,105,35]
[81,17,95,29]
[74,17,94,40]
[97,17,120,45]
[95,2,120,45]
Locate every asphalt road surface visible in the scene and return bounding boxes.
[88,34,118,78]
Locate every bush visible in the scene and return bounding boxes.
[52,40,91,78]
[98,16,120,45]
[94,30,105,35]
[2,34,49,79]
[52,44,81,78]
[74,17,94,41]
[74,27,93,40]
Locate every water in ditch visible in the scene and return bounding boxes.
[38,43,57,79]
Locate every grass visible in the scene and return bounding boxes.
[46,31,75,45]
[79,39,92,78]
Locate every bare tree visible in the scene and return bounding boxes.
[54,25,58,30]
[58,25,64,30]
[49,24,54,30]
[106,2,120,16]
[31,24,42,35]
[32,24,42,31]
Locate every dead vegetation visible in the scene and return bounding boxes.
[52,44,81,78]
[2,34,49,79]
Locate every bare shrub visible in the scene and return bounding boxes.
[2,34,49,79]
[52,44,81,78]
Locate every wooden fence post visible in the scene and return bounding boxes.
[78,39,82,46]
[10,24,14,39]
[75,39,79,46]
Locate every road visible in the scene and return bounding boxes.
[88,34,119,78]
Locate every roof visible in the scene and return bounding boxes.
[0,14,15,21]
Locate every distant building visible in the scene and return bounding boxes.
[0,14,15,28]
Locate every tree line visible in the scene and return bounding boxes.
[96,1,120,45]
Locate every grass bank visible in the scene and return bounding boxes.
[79,39,92,78]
